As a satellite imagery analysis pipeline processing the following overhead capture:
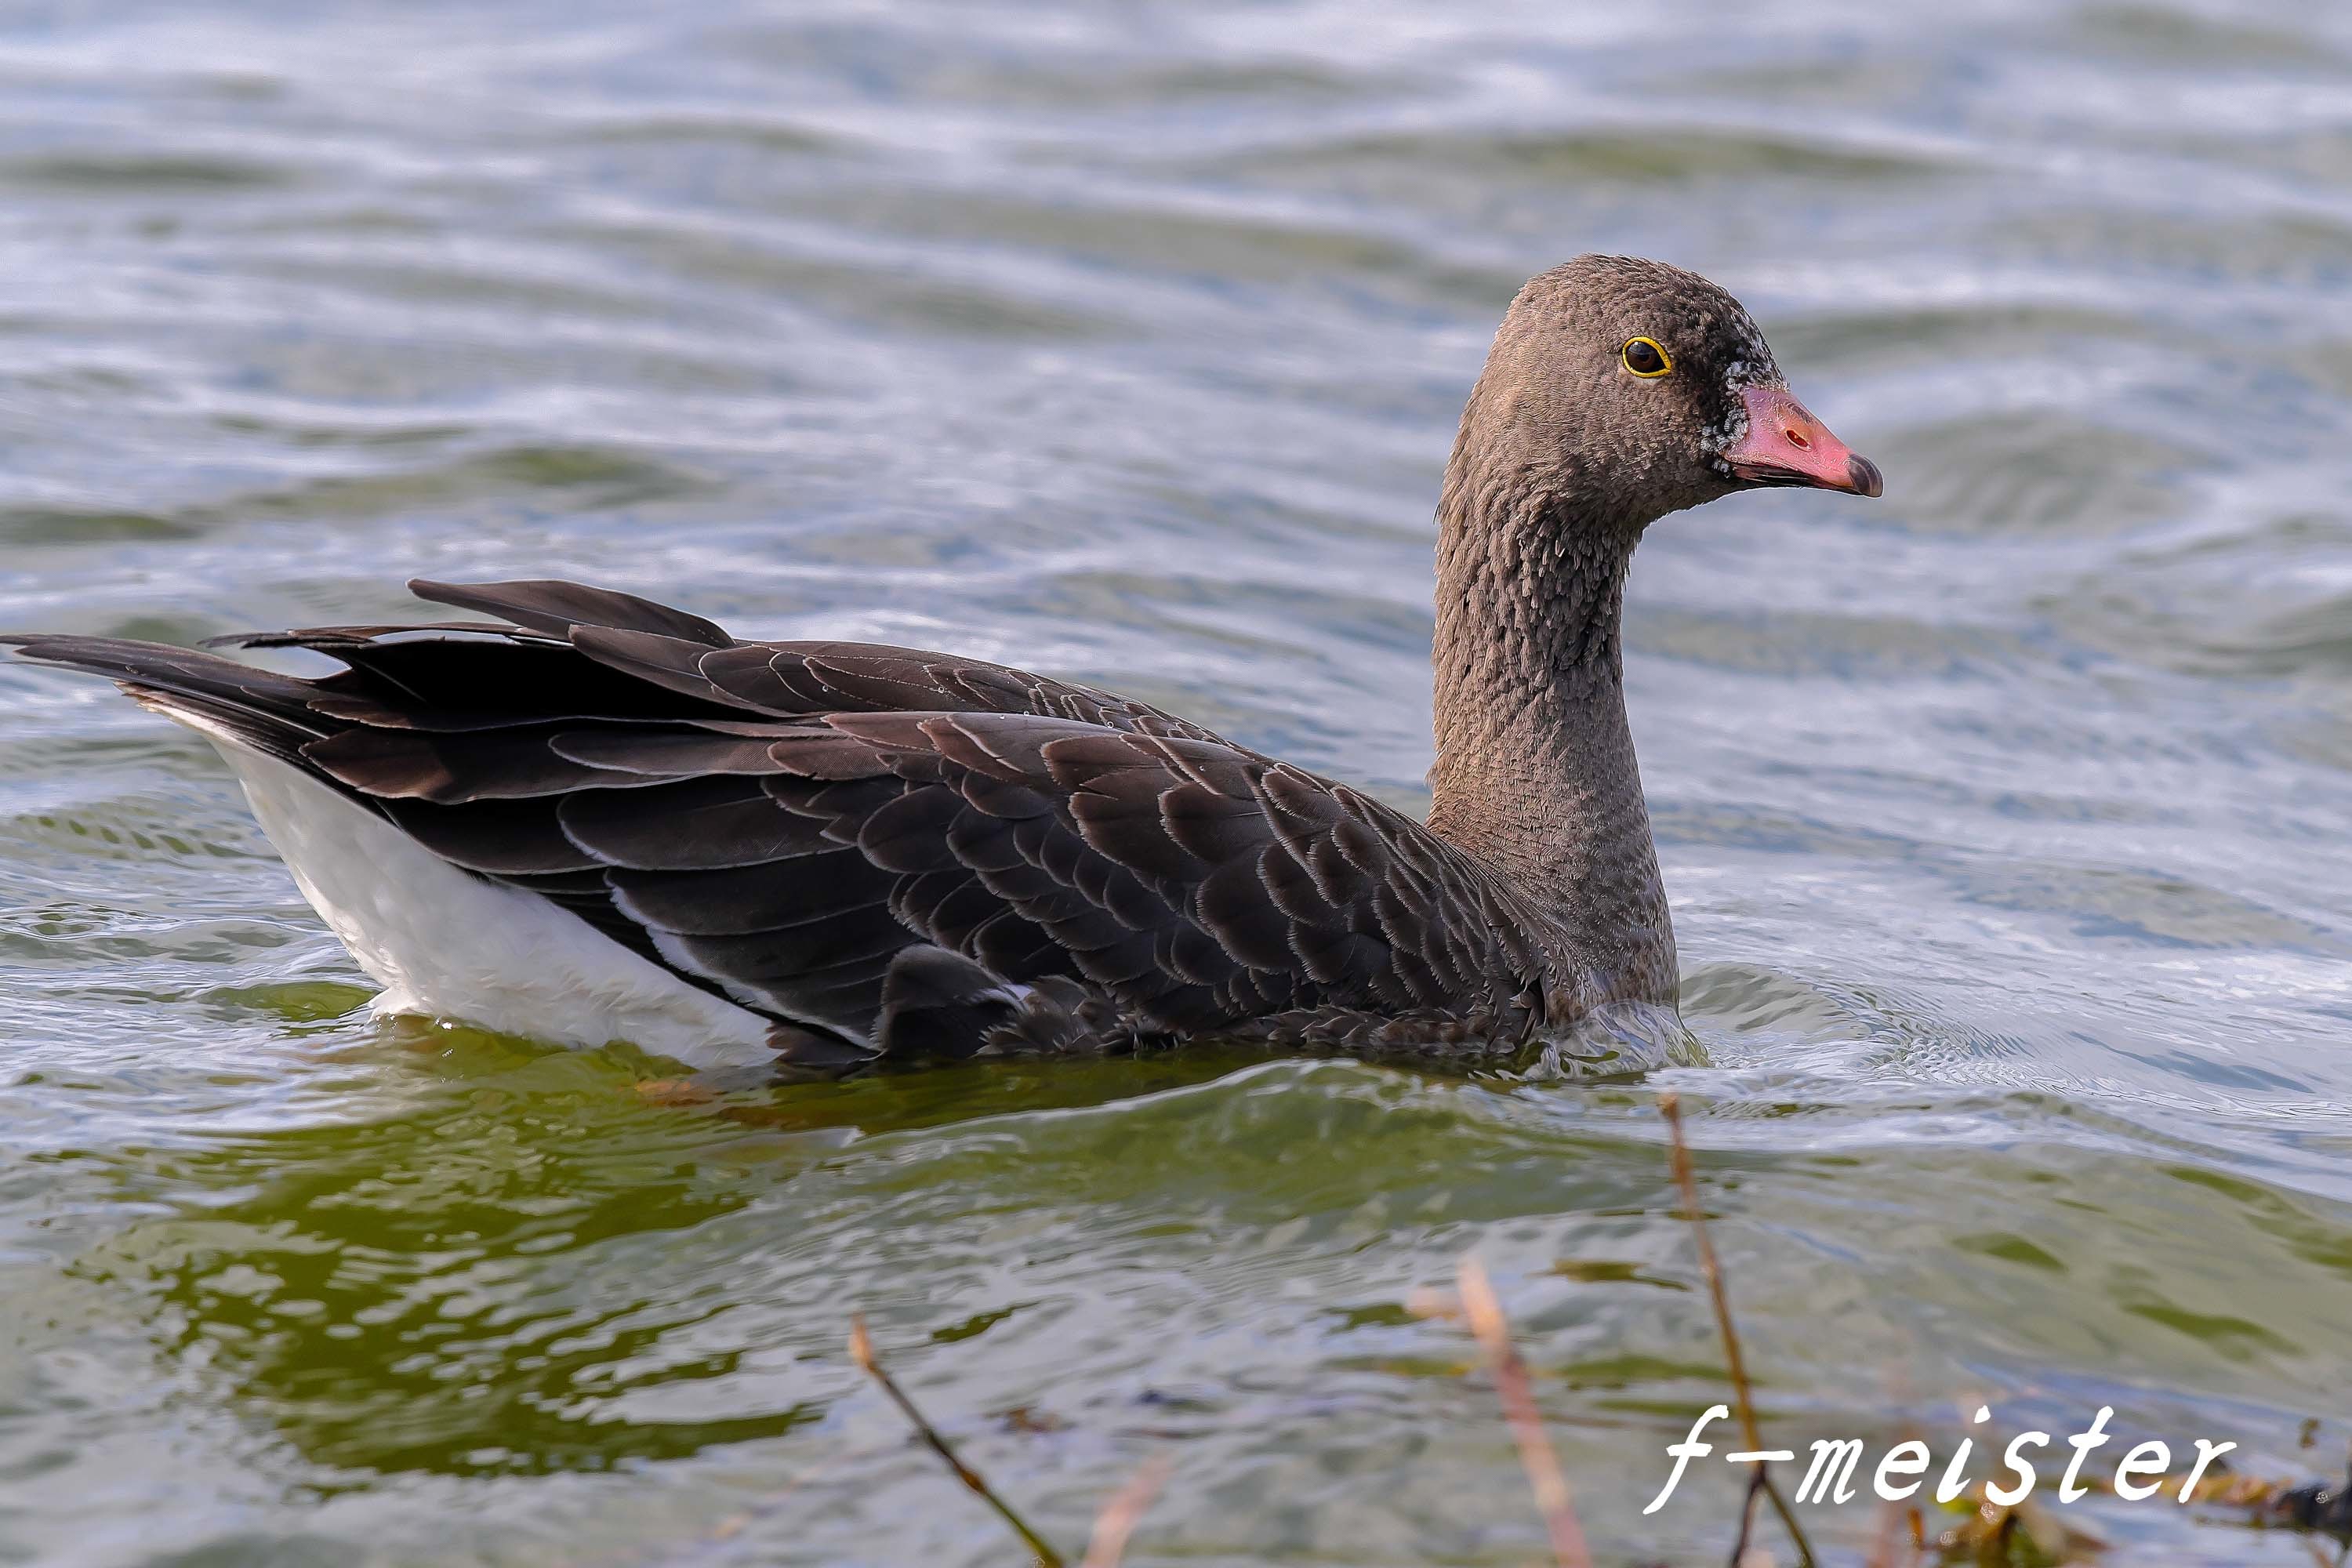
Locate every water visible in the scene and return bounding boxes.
[3,1,2351,1563]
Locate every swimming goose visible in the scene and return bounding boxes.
[8,256,1880,1070]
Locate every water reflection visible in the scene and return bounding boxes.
[74,1035,809,1476]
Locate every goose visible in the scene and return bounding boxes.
[7,256,1880,1071]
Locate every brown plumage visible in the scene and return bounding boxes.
[6,256,1880,1068]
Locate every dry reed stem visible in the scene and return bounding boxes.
[1658,1091,1817,1568]
[1860,1489,1915,1568]
[1728,1467,1767,1564]
[1080,1454,1173,1568]
[850,1313,1067,1567]
[1863,1505,1903,1568]
[1456,1254,1595,1568]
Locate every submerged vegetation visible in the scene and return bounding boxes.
[702,1088,2352,1568]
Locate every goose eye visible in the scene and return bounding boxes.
[1621,336,1672,378]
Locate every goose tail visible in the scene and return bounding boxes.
[3,633,332,765]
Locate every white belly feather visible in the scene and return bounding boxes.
[165,705,775,1069]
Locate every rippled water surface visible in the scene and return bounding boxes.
[5,2,2352,1563]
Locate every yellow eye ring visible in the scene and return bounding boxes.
[1621,336,1673,378]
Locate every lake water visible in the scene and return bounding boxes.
[4,2,2351,1563]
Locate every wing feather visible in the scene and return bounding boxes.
[14,577,1551,1058]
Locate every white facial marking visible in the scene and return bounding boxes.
[1703,303,1778,471]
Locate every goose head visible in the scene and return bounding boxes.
[1459,253,1882,542]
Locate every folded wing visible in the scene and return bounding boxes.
[16,578,1547,1059]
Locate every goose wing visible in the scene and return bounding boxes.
[398,576,1238,742]
[21,579,1549,1059]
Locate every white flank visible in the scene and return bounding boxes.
[152,701,776,1068]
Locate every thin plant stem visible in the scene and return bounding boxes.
[1080,1454,1172,1568]
[850,1314,1067,1568]
[1660,1091,1817,1568]
[1860,1485,1918,1568]
[1457,1255,1595,1568]
[1728,1468,1763,1566]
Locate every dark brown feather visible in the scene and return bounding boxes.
[409,578,733,648]
[381,797,602,875]
[11,579,1561,1060]
[557,778,833,870]
[303,724,684,803]
[548,729,791,777]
